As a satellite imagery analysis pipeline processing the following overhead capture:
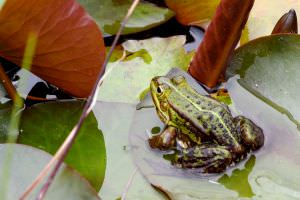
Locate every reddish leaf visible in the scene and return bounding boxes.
[272,9,298,34]
[189,0,254,88]
[0,0,105,97]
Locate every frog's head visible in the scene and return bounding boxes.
[150,75,187,123]
[150,76,172,123]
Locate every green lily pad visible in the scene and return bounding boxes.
[17,101,106,191]
[228,34,300,127]
[94,101,163,199]
[98,36,194,103]
[0,144,100,200]
[78,0,174,35]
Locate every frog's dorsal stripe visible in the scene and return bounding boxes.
[165,81,238,146]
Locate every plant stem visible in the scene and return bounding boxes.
[0,63,20,102]
[19,0,141,199]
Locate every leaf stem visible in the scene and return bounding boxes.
[0,63,20,102]
[19,0,141,199]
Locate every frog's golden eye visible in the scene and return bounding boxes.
[156,84,169,94]
[172,75,185,85]
[157,86,164,94]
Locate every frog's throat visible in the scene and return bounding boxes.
[157,107,169,123]
[151,93,169,123]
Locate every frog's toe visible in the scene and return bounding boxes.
[173,145,232,173]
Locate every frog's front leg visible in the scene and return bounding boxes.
[148,126,177,150]
[234,116,264,151]
[148,126,196,150]
[173,143,232,173]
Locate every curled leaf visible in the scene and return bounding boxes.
[242,0,300,43]
[189,0,254,88]
[272,9,298,34]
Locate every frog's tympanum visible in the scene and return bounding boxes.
[148,75,264,173]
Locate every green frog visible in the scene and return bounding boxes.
[148,75,264,173]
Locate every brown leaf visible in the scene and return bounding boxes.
[272,9,298,34]
[0,0,105,97]
[188,0,254,88]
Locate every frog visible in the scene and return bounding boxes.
[148,75,264,173]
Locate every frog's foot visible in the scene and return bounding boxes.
[173,144,232,173]
[148,126,177,150]
[234,116,264,151]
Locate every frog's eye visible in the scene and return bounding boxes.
[172,75,185,85]
[157,86,163,94]
[156,84,169,94]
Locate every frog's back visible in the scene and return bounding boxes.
[168,85,240,147]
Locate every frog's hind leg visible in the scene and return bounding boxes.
[174,144,232,173]
[234,116,264,151]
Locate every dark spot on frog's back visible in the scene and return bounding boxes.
[202,121,208,129]
[188,109,193,113]
[211,125,217,131]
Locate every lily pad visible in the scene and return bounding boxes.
[93,101,163,199]
[98,36,194,103]
[218,155,256,197]
[129,69,300,199]
[78,0,174,35]
[0,144,100,200]
[17,101,106,191]
[228,34,300,127]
